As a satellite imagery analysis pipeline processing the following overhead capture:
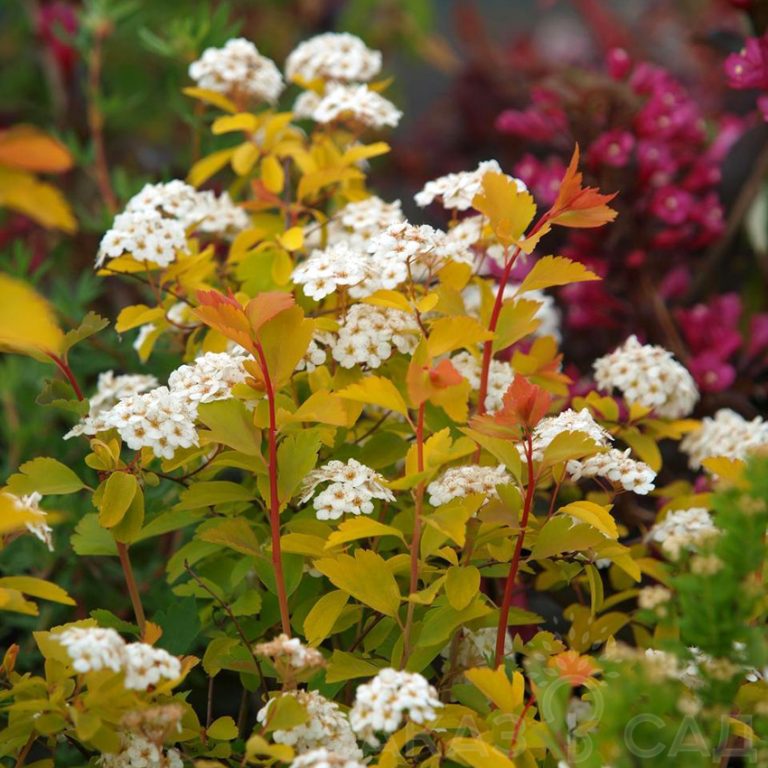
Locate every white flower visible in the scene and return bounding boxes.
[257,691,362,761]
[289,749,365,768]
[311,84,401,129]
[88,372,159,415]
[593,335,699,419]
[331,304,418,369]
[679,408,768,470]
[349,668,442,747]
[3,491,54,551]
[58,627,126,674]
[648,507,719,560]
[292,243,371,300]
[567,448,656,495]
[189,37,283,103]
[414,160,527,211]
[286,33,381,83]
[254,634,325,670]
[167,351,248,404]
[529,408,612,462]
[440,627,512,669]
[638,585,672,611]
[427,465,511,507]
[300,459,394,520]
[100,733,183,768]
[450,351,514,414]
[96,209,187,268]
[123,643,181,690]
[295,331,334,372]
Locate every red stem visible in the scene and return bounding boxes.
[509,691,536,755]
[402,402,426,665]
[47,353,85,401]
[254,340,291,636]
[116,541,146,638]
[495,434,535,667]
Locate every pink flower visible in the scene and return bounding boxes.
[588,130,635,168]
[688,352,736,393]
[513,154,566,205]
[747,314,768,359]
[606,47,632,80]
[725,35,768,91]
[649,186,694,225]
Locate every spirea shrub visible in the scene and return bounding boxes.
[1,30,767,768]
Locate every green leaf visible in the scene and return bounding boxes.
[493,298,542,352]
[325,650,384,683]
[62,312,109,354]
[445,566,481,611]
[6,457,85,496]
[197,399,263,456]
[90,609,139,636]
[155,597,200,655]
[36,378,89,416]
[423,495,483,546]
[303,590,349,646]
[207,716,238,741]
[71,514,117,556]
[262,695,309,733]
[541,432,603,467]
[418,596,492,648]
[97,472,138,528]
[197,518,261,557]
[325,517,405,549]
[314,550,401,617]
[111,486,145,544]
[175,481,256,510]
[277,430,322,507]
[461,428,522,479]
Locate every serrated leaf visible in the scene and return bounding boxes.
[516,255,600,294]
[62,312,109,354]
[337,376,409,417]
[6,457,85,496]
[531,517,607,559]
[197,399,262,456]
[559,500,617,539]
[427,316,493,357]
[71,514,117,556]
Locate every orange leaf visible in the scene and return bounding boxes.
[429,359,463,389]
[244,291,295,332]
[0,125,73,173]
[194,290,253,351]
[548,650,599,686]
[471,375,552,437]
[548,145,617,229]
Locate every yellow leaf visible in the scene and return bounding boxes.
[493,298,542,352]
[363,290,413,313]
[314,550,401,617]
[287,390,351,426]
[0,576,75,606]
[212,112,259,134]
[447,736,517,768]
[261,154,285,194]
[279,226,304,251]
[97,472,138,529]
[471,171,536,247]
[325,517,405,549]
[303,590,349,646]
[0,168,76,233]
[0,273,64,358]
[559,500,617,539]
[516,255,600,295]
[337,376,409,417]
[231,142,260,176]
[115,304,165,333]
[416,293,439,313]
[465,666,524,713]
[0,493,47,536]
[341,142,390,164]
[701,456,746,483]
[182,86,237,113]
[445,566,480,611]
[188,148,235,187]
[427,316,493,357]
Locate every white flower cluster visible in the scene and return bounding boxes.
[331,304,418,369]
[97,180,248,268]
[101,734,183,768]
[65,352,247,459]
[292,243,370,300]
[254,634,325,671]
[307,83,401,129]
[189,37,283,102]
[679,408,768,470]
[567,448,656,495]
[638,585,673,611]
[87,371,159,416]
[305,196,405,252]
[57,627,180,690]
[440,627,513,669]
[427,465,511,507]
[295,331,334,373]
[450,351,514,414]
[290,749,365,768]
[648,507,720,560]
[257,690,362,761]
[414,160,527,211]
[300,458,395,520]
[593,335,699,419]
[463,283,561,342]
[350,668,442,747]
[529,408,612,462]
[4,491,53,551]
[286,33,382,83]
